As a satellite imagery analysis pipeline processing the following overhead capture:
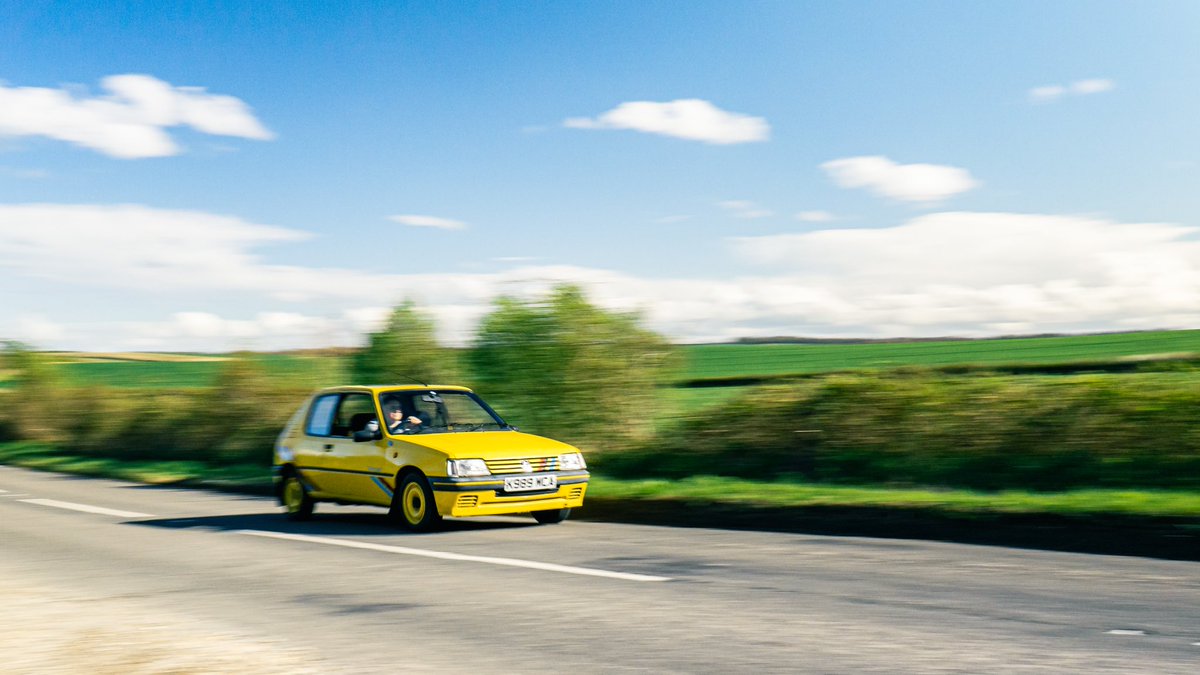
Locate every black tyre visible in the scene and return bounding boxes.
[391,473,442,532]
[282,475,314,521]
[531,508,570,525]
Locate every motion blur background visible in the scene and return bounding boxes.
[1,0,1199,536]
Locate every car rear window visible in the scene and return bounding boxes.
[306,394,339,436]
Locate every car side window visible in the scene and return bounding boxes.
[333,394,377,438]
[306,394,339,436]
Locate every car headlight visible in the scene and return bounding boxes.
[447,458,489,477]
[559,452,586,470]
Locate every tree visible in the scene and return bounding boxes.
[1,340,66,441]
[351,301,458,385]
[468,285,675,449]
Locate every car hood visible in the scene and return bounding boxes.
[395,430,580,459]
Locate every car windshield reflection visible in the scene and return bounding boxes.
[377,390,510,435]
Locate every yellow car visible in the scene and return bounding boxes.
[273,385,588,530]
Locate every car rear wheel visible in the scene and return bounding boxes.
[392,473,442,532]
[282,475,314,521]
[531,508,570,524]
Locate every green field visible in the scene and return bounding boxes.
[41,353,349,389]
[681,330,1200,380]
[8,329,1198,392]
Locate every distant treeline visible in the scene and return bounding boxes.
[729,329,1175,345]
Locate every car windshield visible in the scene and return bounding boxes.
[377,390,510,435]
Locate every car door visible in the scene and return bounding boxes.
[291,393,341,496]
[324,392,389,503]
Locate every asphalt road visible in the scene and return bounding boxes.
[2,465,1198,674]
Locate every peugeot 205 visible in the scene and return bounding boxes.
[273,385,589,530]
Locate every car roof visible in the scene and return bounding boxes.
[313,384,474,395]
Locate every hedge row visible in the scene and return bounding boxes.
[596,372,1200,491]
[5,365,1200,492]
[0,361,308,466]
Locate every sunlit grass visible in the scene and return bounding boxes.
[586,475,1200,517]
[3,443,1197,518]
[0,443,264,487]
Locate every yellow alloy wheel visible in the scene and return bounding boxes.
[392,473,441,531]
[403,481,426,524]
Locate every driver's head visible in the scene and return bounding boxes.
[383,397,404,416]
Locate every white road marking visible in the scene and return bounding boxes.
[18,498,155,519]
[1106,630,1146,636]
[0,493,31,497]
[237,530,672,582]
[0,489,8,493]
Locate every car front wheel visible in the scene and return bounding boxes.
[392,473,442,532]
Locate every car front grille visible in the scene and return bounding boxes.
[485,456,559,474]
[455,494,479,508]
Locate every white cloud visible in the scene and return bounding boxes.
[820,156,979,203]
[0,203,315,296]
[795,210,835,222]
[0,74,274,159]
[719,200,774,219]
[1028,85,1067,103]
[1029,78,1115,103]
[388,214,467,230]
[1070,78,1115,95]
[564,99,769,145]
[731,211,1200,334]
[13,315,65,343]
[121,311,342,351]
[4,203,1199,350]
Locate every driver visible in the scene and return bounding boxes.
[383,396,424,434]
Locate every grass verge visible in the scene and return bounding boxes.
[0,442,266,492]
[588,475,1200,518]
[3,442,1197,560]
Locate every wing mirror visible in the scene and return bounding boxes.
[353,420,381,442]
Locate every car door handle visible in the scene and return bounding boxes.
[323,444,334,451]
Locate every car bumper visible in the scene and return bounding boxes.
[430,471,589,517]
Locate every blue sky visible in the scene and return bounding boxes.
[1,1,1198,350]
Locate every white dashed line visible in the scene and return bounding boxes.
[0,493,31,497]
[237,530,672,582]
[1106,630,1147,636]
[18,498,155,519]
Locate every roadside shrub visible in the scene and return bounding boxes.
[8,356,310,467]
[597,372,1200,491]
[468,285,677,451]
[351,301,459,386]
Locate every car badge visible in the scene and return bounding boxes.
[521,460,532,473]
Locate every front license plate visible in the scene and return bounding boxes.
[504,475,557,492]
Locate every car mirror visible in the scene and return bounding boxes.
[353,427,381,442]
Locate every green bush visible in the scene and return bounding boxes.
[0,356,309,467]
[597,372,1200,491]
[351,301,459,386]
[468,285,676,450]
